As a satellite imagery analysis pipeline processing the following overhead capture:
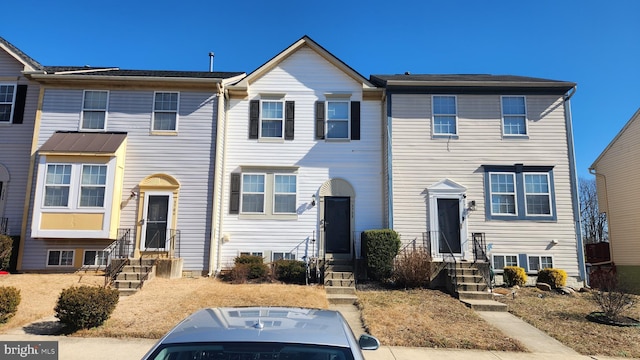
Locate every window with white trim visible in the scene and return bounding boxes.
[492,255,518,272]
[240,252,263,257]
[272,252,295,261]
[261,100,284,138]
[83,250,108,266]
[433,95,457,135]
[47,250,74,266]
[241,174,265,213]
[81,90,108,130]
[273,175,296,214]
[80,165,107,207]
[484,165,556,221]
[528,255,553,272]
[153,92,179,131]
[0,84,17,123]
[326,101,349,139]
[502,96,527,135]
[44,164,72,207]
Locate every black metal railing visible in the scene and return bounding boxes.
[0,217,7,235]
[104,228,133,287]
[424,231,458,293]
[471,232,494,290]
[283,234,316,285]
[167,229,181,258]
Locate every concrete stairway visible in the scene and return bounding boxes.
[324,259,357,305]
[113,259,156,296]
[448,262,507,312]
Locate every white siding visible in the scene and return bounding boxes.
[0,49,39,237]
[21,88,218,272]
[219,46,384,268]
[591,111,640,266]
[390,93,580,277]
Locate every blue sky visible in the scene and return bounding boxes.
[2,0,638,178]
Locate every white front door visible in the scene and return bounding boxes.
[427,179,469,260]
[141,192,173,251]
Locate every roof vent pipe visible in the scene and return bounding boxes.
[209,52,215,72]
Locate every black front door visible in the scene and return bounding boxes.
[437,198,461,254]
[324,197,350,254]
[144,195,169,250]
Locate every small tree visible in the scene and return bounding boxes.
[591,271,634,321]
[579,177,608,244]
[392,247,432,288]
[0,235,12,270]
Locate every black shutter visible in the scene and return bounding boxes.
[230,173,241,214]
[12,85,27,124]
[249,100,259,139]
[315,101,325,140]
[285,101,295,140]
[350,101,360,140]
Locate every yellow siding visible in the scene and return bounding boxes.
[109,139,127,238]
[40,213,104,230]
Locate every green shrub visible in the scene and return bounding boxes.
[0,286,20,323]
[503,266,527,287]
[54,286,119,330]
[362,229,401,281]
[536,268,567,288]
[392,248,432,288]
[0,235,12,270]
[232,255,269,282]
[274,260,306,284]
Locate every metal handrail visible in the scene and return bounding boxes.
[167,229,181,258]
[104,228,132,287]
[424,231,458,294]
[471,232,494,291]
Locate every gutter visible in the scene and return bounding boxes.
[563,86,587,283]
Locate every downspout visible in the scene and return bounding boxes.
[214,86,232,276]
[385,93,394,229]
[208,82,226,277]
[564,86,587,284]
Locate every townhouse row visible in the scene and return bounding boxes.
[0,35,586,284]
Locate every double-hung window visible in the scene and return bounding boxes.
[47,250,74,267]
[241,174,265,213]
[528,255,553,272]
[153,92,179,131]
[326,101,349,139]
[433,95,457,136]
[261,101,284,138]
[484,165,556,220]
[274,175,296,214]
[492,255,518,272]
[44,164,72,207]
[80,165,107,207]
[0,84,17,123]
[502,96,527,136]
[81,90,108,130]
[83,250,108,267]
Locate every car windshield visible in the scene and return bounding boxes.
[148,341,355,360]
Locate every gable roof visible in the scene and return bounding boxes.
[370,74,576,95]
[590,108,640,170]
[228,35,378,96]
[0,36,43,71]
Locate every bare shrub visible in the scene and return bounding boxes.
[392,247,432,288]
[591,271,634,320]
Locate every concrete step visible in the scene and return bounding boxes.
[114,280,141,289]
[456,282,488,292]
[117,288,139,297]
[326,293,357,305]
[116,272,143,281]
[325,286,356,296]
[325,271,354,280]
[325,279,355,287]
[460,299,507,312]
[456,274,485,283]
[122,265,154,273]
[324,264,353,272]
[457,291,493,300]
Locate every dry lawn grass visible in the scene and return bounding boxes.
[0,273,103,332]
[495,287,640,358]
[357,288,526,351]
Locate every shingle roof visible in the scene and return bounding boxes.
[42,66,244,79]
[0,36,43,70]
[371,74,575,87]
[39,131,127,153]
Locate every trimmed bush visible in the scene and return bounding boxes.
[503,266,527,287]
[392,248,432,288]
[232,255,269,282]
[0,286,20,323]
[0,234,12,270]
[274,260,306,284]
[362,229,401,281]
[536,268,567,288]
[55,286,119,330]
